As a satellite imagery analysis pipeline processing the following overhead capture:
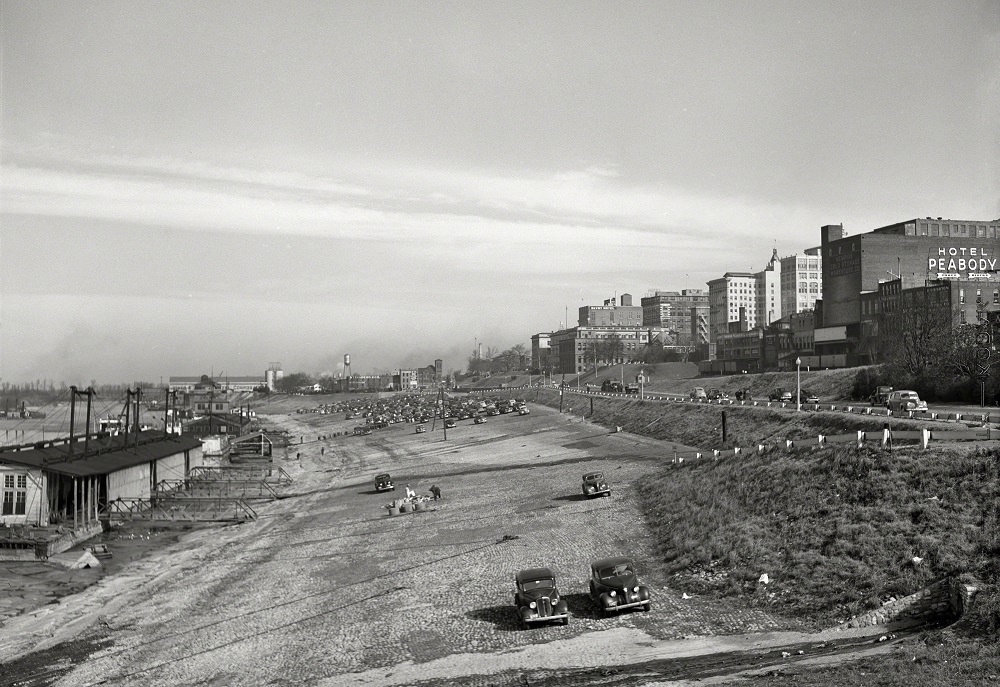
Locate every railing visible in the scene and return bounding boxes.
[101,496,257,522]
[556,386,1000,425]
[188,464,292,484]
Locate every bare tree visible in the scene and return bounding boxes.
[877,290,954,376]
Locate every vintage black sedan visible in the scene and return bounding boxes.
[589,556,651,614]
[513,567,569,627]
[374,473,395,492]
[581,471,611,498]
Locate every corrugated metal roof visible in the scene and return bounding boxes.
[0,431,202,477]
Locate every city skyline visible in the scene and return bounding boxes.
[2,1,998,384]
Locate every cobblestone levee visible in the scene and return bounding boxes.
[4,403,807,686]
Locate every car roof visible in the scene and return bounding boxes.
[591,556,633,571]
[375,473,390,479]
[583,471,603,478]
[515,567,556,582]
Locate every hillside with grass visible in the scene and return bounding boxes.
[527,388,999,683]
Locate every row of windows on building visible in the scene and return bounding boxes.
[906,223,1000,238]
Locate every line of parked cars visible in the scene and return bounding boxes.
[514,556,651,627]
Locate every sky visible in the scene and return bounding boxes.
[2,0,999,385]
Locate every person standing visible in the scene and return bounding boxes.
[429,484,442,500]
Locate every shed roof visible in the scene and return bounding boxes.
[0,431,202,477]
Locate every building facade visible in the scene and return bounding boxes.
[755,250,782,329]
[640,289,709,347]
[549,325,665,374]
[816,218,1000,366]
[531,333,552,373]
[708,272,756,344]
[169,375,264,393]
[780,247,822,317]
[579,295,642,327]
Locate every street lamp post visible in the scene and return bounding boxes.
[796,357,802,412]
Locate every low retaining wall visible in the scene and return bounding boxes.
[841,577,980,629]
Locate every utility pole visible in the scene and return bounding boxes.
[437,384,447,441]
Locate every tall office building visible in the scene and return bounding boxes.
[640,289,709,346]
[707,272,756,342]
[755,249,782,328]
[780,247,822,317]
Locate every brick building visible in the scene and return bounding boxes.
[816,218,1000,366]
[549,325,665,374]
[579,294,641,327]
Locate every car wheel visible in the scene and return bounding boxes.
[562,616,569,626]
[643,602,651,612]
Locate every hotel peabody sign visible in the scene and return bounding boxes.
[928,246,998,280]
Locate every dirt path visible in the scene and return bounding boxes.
[0,404,912,686]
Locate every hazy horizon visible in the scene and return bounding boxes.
[3,1,999,385]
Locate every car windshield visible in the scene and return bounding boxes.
[585,473,603,481]
[599,563,633,579]
[520,577,555,591]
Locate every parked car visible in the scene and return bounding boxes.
[444,418,457,428]
[869,385,894,406]
[518,406,530,415]
[886,390,928,413]
[588,556,651,614]
[374,473,394,492]
[690,387,707,400]
[768,388,793,402]
[581,471,611,498]
[474,415,487,424]
[797,390,820,404]
[706,388,729,401]
[415,424,426,434]
[513,567,569,626]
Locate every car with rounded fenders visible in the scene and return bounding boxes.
[581,471,610,498]
[886,389,928,413]
[513,567,568,627]
[374,473,394,492]
[589,556,651,614]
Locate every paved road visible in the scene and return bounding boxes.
[1,403,902,686]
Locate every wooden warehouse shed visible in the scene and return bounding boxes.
[0,430,203,529]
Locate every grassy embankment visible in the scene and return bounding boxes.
[530,387,1000,683]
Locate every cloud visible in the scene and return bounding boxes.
[2,145,823,265]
